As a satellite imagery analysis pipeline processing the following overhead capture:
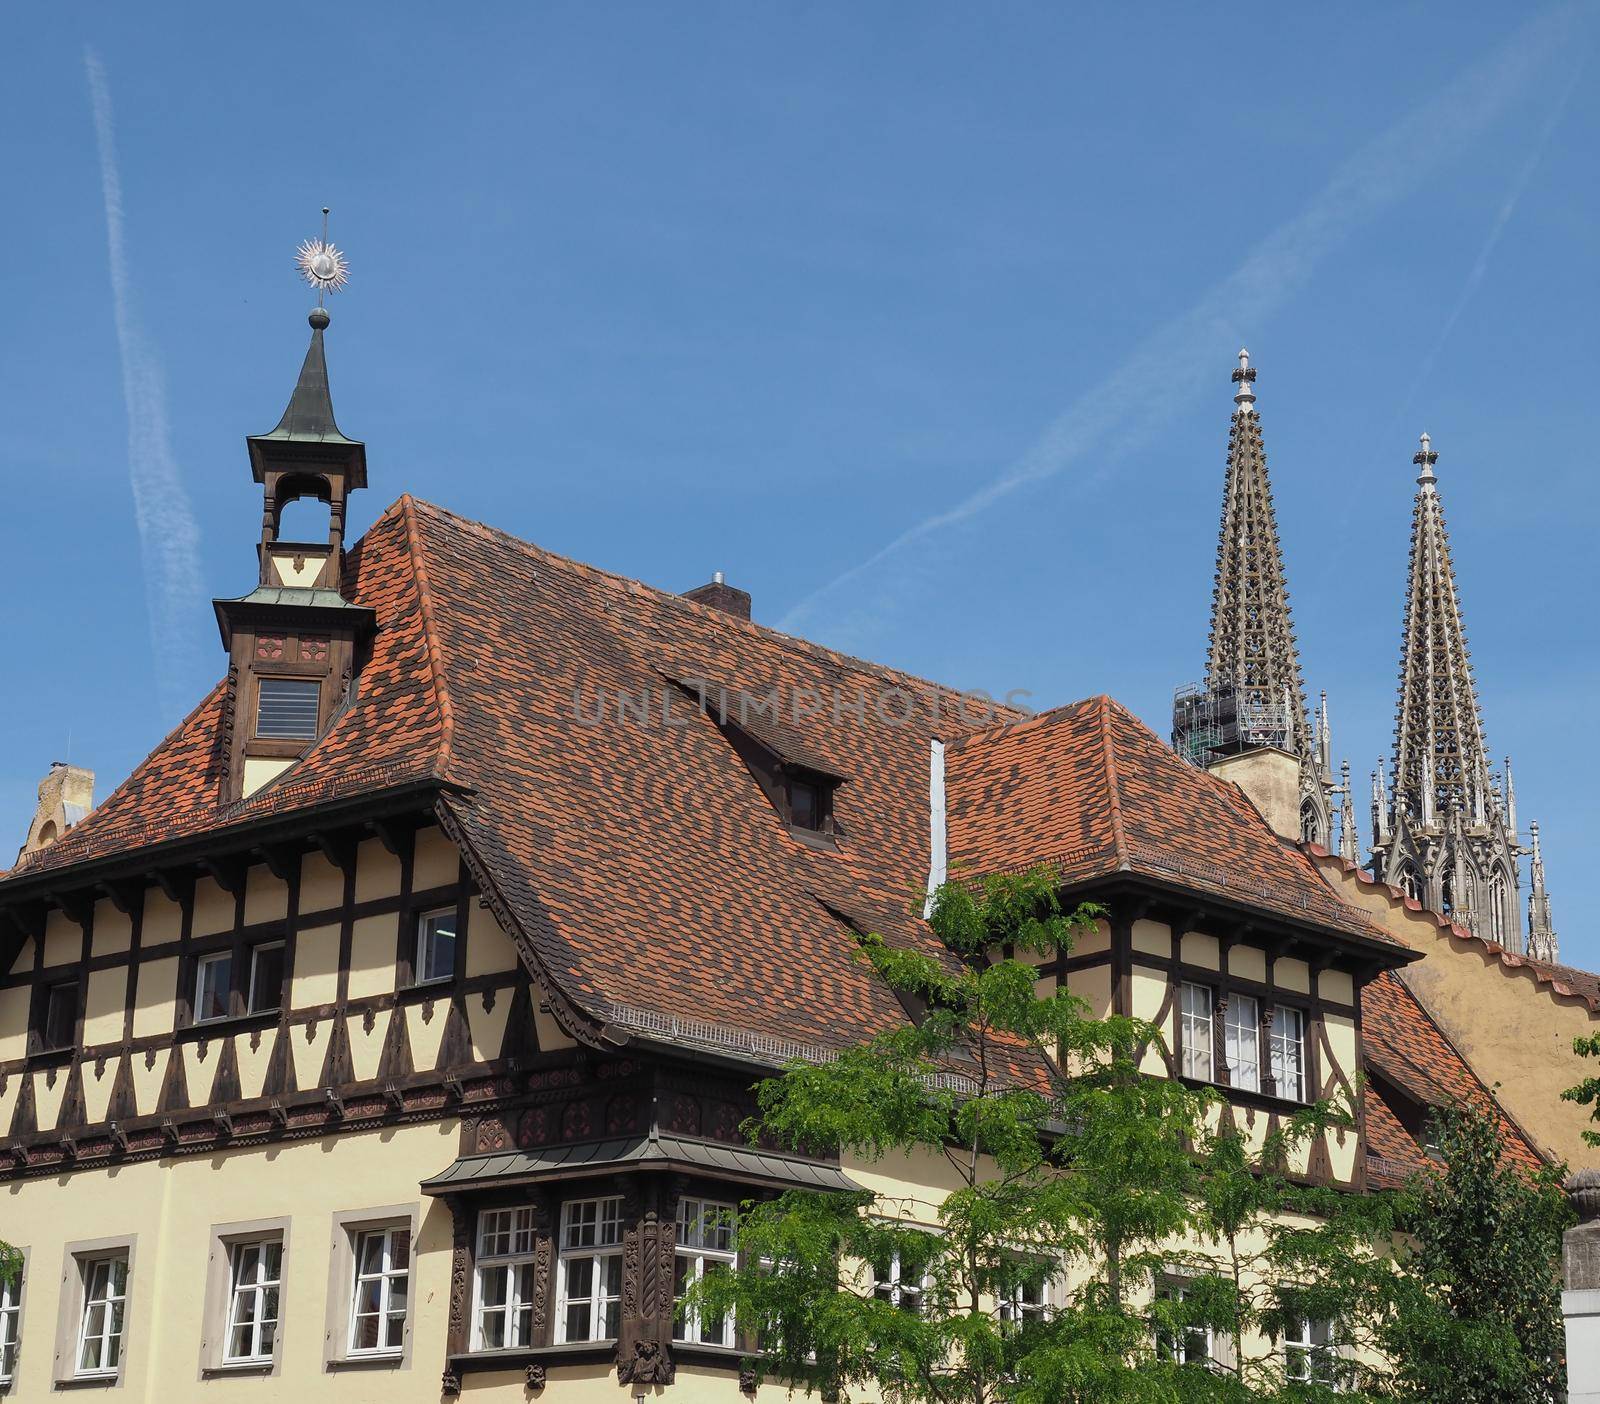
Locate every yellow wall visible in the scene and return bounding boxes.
[1311,852,1594,1166]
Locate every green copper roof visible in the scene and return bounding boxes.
[246,311,368,488]
[223,586,367,611]
[254,314,361,448]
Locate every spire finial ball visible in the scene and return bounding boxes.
[308,307,331,330]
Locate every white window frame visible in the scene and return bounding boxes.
[1284,1316,1339,1387]
[53,1237,136,1389]
[471,1207,540,1351]
[997,1258,1053,1326]
[1154,1277,1215,1369]
[0,1252,25,1388]
[870,1242,932,1316]
[555,1197,624,1344]
[247,941,286,1015]
[1224,993,1260,1092]
[323,1205,418,1371]
[194,951,232,1024]
[674,1198,737,1347]
[1270,1006,1308,1102]
[414,909,457,987]
[222,1236,284,1365]
[1181,982,1213,1080]
[75,1253,129,1379]
[347,1226,410,1357]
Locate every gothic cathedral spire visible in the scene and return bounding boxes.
[1175,351,1336,845]
[1372,433,1541,954]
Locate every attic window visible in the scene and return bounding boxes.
[257,677,320,740]
[787,772,830,832]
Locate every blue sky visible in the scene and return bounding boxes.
[3,4,1596,962]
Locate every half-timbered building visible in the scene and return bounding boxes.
[0,310,1541,1399]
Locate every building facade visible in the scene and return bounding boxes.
[0,314,1543,1397]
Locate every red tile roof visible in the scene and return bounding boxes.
[2,496,1513,1185]
[945,696,1402,949]
[1362,970,1546,1186]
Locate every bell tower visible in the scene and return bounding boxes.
[213,219,375,802]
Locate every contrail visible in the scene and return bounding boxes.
[1403,45,1590,411]
[778,6,1587,649]
[85,50,205,719]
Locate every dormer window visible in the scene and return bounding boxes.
[785,770,833,834]
[257,677,321,740]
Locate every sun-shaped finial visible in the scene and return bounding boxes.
[296,238,349,297]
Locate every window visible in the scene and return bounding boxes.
[998,1262,1051,1326]
[39,979,78,1052]
[1270,1007,1307,1103]
[247,942,286,1015]
[0,1269,20,1384]
[556,1198,623,1343]
[674,1198,736,1347]
[1284,1317,1338,1386]
[195,953,233,1024]
[256,677,320,740]
[1299,798,1321,846]
[788,776,822,831]
[1489,870,1509,945]
[75,1254,128,1378]
[1224,995,1260,1092]
[473,1207,539,1350]
[223,1238,282,1364]
[1154,1279,1213,1368]
[348,1227,409,1355]
[870,1240,931,1316]
[1181,982,1213,1080]
[414,910,457,986]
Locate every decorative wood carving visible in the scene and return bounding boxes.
[617,1180,677,1384]
[445,1195,472,1357]
[440,1366,461,1396]
[525,1362,547,1390]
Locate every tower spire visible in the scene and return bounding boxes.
[1527,820,1558,962]
[1374,432,1526,947]
[214,212,374,804]
[1175,350,1334,844]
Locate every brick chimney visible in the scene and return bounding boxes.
[683,571,751,621]
[20,762,94,858]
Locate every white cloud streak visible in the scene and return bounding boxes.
[1403,47,1590,411]
[778,7,1585,649]
[85,49,205,718]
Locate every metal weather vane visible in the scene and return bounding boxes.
[295,206,349,306]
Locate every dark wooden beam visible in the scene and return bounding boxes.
[366,817,405,857]
[254,843,298,884]
[96,880,142,918]
[198,855,246,899]
[147,868,192,906]
[49,889,94,930]
[0,904,44,944]
[310,831,356,876]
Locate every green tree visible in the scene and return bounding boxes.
[693,867,1388,1403]
[1372,1101,1568,1404]
[1562,1032,1600,1147]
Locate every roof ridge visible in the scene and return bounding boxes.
[400,494,458,783]
[1096,695,1130,870]
[1306,845,1600,1013]
[397,495,1018,718]
[944,695,1103,754]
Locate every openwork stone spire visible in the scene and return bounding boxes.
[1182,350,1335,843]
[1206,349,1314,757]
[1373,434,1527,949]
[1528,821,1558,962]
